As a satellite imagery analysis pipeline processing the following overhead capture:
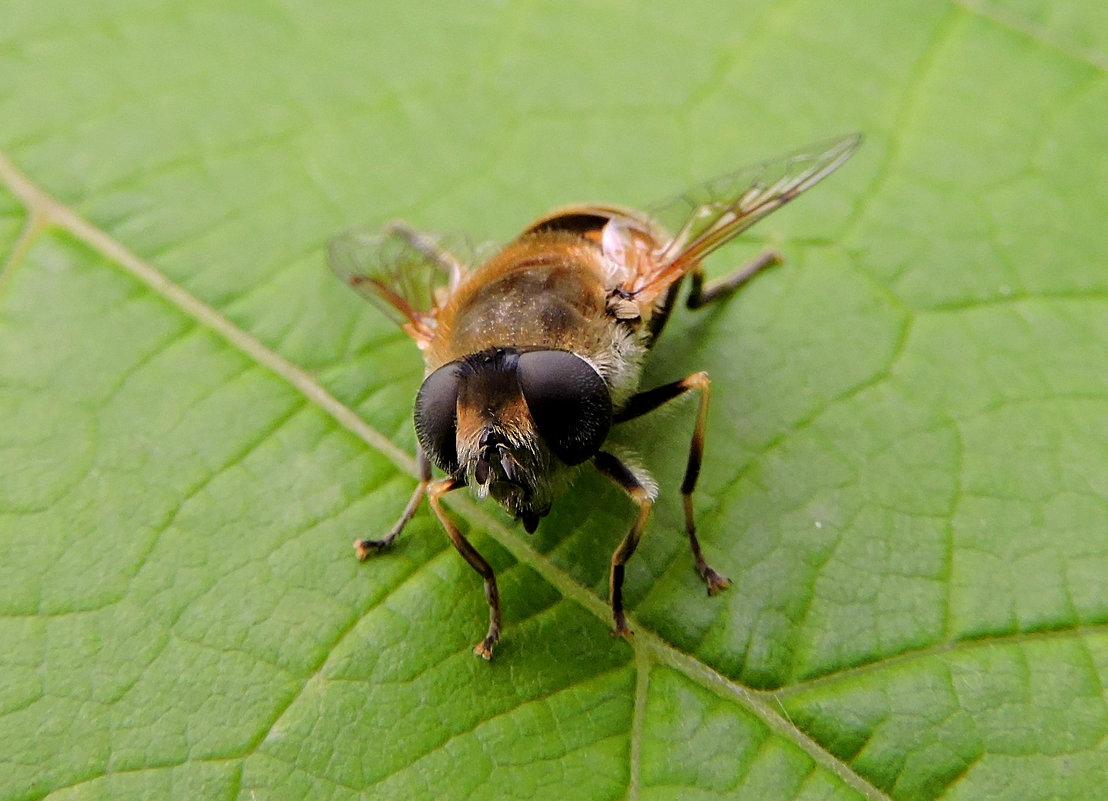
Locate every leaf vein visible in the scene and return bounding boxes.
[953,0,1108,72]
[775,621,1108,698]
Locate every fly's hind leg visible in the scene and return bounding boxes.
[614,373,730,595]
[648,247,778,340]
[427,476,501,660]
[355,449,432,560]
[686,249,781,309]
[593,451,655,639]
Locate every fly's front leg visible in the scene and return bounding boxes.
[426,476,501,660]
[687,249,781,309]
[594,451,655,639]
[614,373,731,595]
[354,449,432,560]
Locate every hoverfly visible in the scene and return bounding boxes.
[329,133,861,659]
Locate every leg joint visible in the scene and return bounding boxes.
[681,371,710,392]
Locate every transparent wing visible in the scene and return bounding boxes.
[631,133,862,298]
[327,222,481,346]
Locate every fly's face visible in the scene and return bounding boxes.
[413,347,613,532]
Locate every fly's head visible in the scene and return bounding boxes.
[414,347,613,532]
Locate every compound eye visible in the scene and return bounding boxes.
[414,362,462,472]
[517,350,612,465]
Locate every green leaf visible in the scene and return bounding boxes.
[2,1,1107,799]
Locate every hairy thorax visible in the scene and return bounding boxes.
[428,233,649,408]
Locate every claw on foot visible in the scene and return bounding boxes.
[473,636,497,661]
[700,566,732,596]
[611,625,635,641]
[353,538,389,561]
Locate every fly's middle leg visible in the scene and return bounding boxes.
[593,451,655,639]
[614,372,730,594]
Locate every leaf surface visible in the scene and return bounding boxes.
[2,2,1107,799]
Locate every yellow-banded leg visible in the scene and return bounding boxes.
[354,449,432,560]
[613,372,730,595]
[593,451,655,638]
[686,250,781,309]
[427,476,501,660]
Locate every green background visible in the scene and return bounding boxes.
[2,1,1107,799]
